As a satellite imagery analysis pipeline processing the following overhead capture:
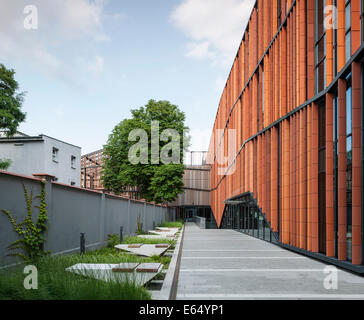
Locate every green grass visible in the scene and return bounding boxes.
[122,236,176,249]
[85,247,171,268]
[0,224,183,300]
[158,220,184,229]
[0,247,173,300]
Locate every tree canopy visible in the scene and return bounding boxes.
[0,64,26,136]
[102,100,190,203]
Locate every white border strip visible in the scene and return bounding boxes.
[159,225,185,300]
[180,269,335,272]
[177,293,364,300]
[181,257,306,260]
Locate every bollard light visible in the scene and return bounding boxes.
[80,233,86,255]
[120,226,123,244]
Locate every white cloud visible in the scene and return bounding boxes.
[185,41,214,60]
[88,56,105,74]
[0,0,111,82]
[171,0,255,66]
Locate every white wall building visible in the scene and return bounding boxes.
[0,132,81,186]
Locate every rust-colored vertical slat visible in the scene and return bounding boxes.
[290,115,296,246]
[283,120,290,244]
[273,0,278,34]
[299,0,306,104]
[257,135,261,203]
[262,133,266,215]
[302,108,307,249]
[307,104,312,251]
[326,93,335,257]
[296,3,300,108]
[299,109,304,248]
[275,37,280,121]
[259,65,264,131]
[266,130,271,222]
[296,112,300,246]
[326,0,334,86]
[287,16,291,113]
[281,24,287,116]
[351,0,361,55]
[307,0,315,99]
[337,0,346,72]
[264,55,269,128]
[271,126,278,232]
[253,139,258,196]
[311,102,319,253]
[338,78,347,261]
[352,62,362,265]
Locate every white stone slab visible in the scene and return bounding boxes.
[66,263,163,286]
[138,234,176,239]
[115,244,171,257]
[156,227,179,232]
[148,230,178,236]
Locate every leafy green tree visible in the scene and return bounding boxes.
[102,100,189,203]
[0,64,26,136]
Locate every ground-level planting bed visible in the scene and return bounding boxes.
[158,220,184,229]
[0,222,182,300]
[0,244,173,300]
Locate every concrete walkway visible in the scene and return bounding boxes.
[176,223,364,300]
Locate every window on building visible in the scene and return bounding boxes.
[52,147,59,162]
[346,74,352,261]
[345,0,351,63]
[71,156,76,169]
[315,0,326,94]
[71,181,76,186]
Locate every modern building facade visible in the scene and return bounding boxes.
[207,0,364,271]
[81,149,214,221]
[170,152,213,222]
[0,132,81,186]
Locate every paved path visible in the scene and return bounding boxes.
[176,223,364,300]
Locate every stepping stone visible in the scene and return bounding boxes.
[112,263,139,272]
[155,244,169,248]
[128,244,143,248]
[136,263,161,273]
[138,234,176,239]
[66,263,163,286]
[148,230,178,237]
[156,227,179,231]
[115,244,171,257]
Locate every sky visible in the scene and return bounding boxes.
[0,0,255,155]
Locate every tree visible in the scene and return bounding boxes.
[102,100,190,203]
[0,64,26,137]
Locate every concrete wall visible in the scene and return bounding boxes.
[0,171,167,266]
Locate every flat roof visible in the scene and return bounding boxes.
[0,134,81,149]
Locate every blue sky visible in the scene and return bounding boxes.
[0,0,254,154]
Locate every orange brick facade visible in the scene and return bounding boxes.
[207,0,364,268]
